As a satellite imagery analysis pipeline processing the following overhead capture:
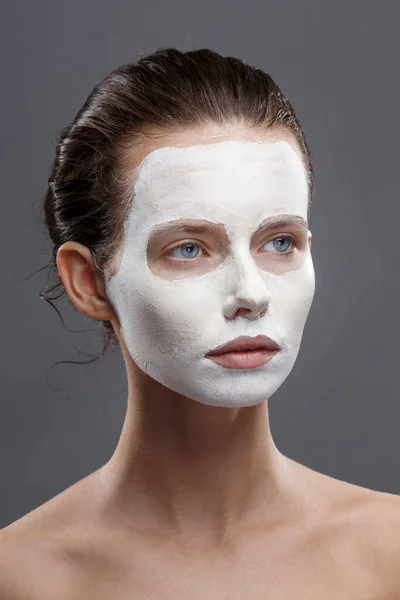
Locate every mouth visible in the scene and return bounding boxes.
[205,335,280,370]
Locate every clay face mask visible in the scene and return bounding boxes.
[105,139,315,408]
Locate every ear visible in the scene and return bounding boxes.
[308,232,312,250]
[56,241,117,324]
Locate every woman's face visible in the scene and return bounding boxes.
[106,132,315,408]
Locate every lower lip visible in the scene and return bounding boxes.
[206,349,279,369]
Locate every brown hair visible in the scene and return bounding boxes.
[40,46,314,369]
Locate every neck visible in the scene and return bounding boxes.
[98,362,299,544]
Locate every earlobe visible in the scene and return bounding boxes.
[56,242,116,323]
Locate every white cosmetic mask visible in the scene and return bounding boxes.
[106,140,315,407]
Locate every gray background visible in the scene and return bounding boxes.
[1,0,399,529]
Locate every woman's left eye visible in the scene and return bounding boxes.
[169,243,203,260]
[262,236,295,254]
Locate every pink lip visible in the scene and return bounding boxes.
[205,335,280,370]
[206,349,278,369]
[206,335,280,356]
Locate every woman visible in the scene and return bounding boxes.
[1,47,400,598]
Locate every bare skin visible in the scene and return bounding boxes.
[1,123,400,598]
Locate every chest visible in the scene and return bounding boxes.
[42,533,388,600]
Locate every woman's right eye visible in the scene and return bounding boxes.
[168,242,203,260]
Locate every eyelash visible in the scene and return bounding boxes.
[166,234,300,262]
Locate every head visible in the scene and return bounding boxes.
[43,47,315,408]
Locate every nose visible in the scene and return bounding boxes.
[223,255,271,321]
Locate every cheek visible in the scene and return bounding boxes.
[121,274,221,354]
[147,276,221,326]
[271,261,315,330]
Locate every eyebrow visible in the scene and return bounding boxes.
[150,214,309,237]
[254,214,309,233]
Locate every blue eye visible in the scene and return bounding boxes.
[263,236,293,253]
[169,243,202,260]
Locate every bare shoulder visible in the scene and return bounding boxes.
[295,460,400,595]
[331,481,400,595]
[362,490,400,587]
[0,533,20,598]
[0,528,52,599]
[0,470,102,599]
[0,515,76,600]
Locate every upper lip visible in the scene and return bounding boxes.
[206,335,280,356]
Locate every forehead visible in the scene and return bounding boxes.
[129,139,309,224]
